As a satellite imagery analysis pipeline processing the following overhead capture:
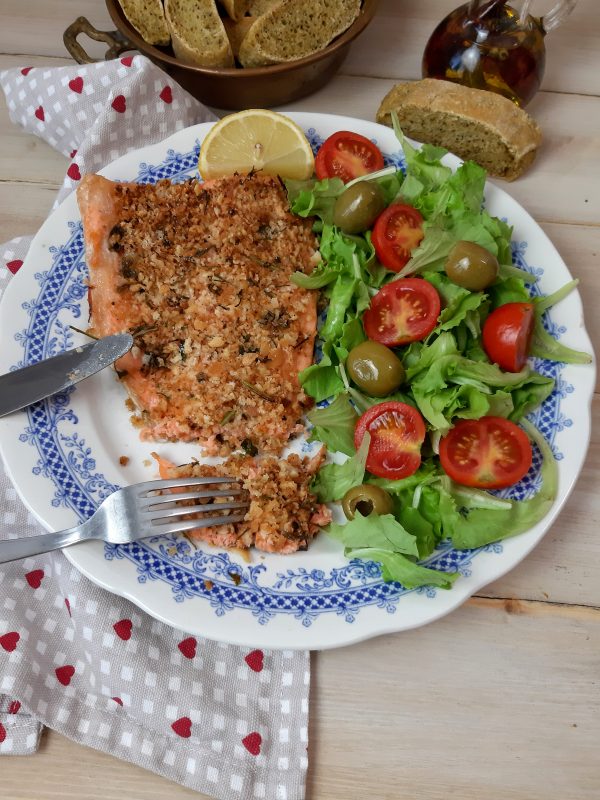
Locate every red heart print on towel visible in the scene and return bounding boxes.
[121,56,134,67]
[69,149,77,159]
[69,77,84,94]
[242,732,262,756]
[178,637,197,659]
[6,259,23,274]
[112,697,123,706]
[0,723,6,744]
[111,95,126,113]
[25,569,44,589]
[8,701,21,715]
[0,632,20,652]
[65,598,71,616]
[67,163,81,181]
[34,105,44,121]
[160,86,173,104]
[245,649,264,672]
[21,67,33,75]
[55,665,75,686]
[171,717,192,738]
[113,618,132,640]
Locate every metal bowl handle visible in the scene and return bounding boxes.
[63,16,133,64]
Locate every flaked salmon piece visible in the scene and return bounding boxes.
[153,449,331,554]
[77,172,319,455]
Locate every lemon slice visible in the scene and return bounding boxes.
[199,109,314,181]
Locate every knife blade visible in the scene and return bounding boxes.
[0,333,134,417]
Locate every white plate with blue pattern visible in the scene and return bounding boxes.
[0,113,595,650]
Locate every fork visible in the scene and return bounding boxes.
[0,477,249,564]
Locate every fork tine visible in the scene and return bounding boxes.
[141,488,246,509]
[148,501,249,520]
[151,514,247,535]
[136,476,239,496]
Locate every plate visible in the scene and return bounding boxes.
[0,113,595,650]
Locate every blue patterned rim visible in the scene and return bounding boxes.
[12,129,572,626]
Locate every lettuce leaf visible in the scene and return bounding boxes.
[290,264,339,290]
[396,226,454,277]
[298,351,344,402]
[311,433,370,502]
[403,331,555,432]
[328,511,418,557]
[393,504,437,559]
[442,419,558,549]
[347,548,458,589]
[306,394,358,457]
[327,507,457,589]
[320,276,358,342]
[286,176,345,224]
[425,271,488,333]
[530,280,592,365]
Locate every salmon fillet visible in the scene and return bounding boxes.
[153,449,332,554]
[77,172,319,455]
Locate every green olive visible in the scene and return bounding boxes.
[445,240,499,291]
[342,484,394,520]
[346,340,405,397]
[333,182,386,235]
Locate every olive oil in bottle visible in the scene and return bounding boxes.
[422,0,575,106]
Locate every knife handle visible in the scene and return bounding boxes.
[0,527,85,564]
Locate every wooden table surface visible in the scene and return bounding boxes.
[1,1,599,798]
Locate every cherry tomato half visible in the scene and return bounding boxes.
[482,302,534,372]
[439,416,533,490]
[354,401,426,480]
[371,203,424,272]
[362,278,441,347]
[314,131,384,183]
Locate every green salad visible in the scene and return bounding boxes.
[284,114,591,591]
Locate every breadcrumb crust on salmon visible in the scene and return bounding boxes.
[77,172,319,456]
[154,449,332,554]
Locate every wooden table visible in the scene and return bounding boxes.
[1,1,599,798]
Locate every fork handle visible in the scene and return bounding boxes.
[0,527,85,564]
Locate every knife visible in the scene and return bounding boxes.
[0,333,134,417]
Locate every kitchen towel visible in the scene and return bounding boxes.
[0,56,309,800]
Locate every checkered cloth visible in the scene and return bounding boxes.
[0,55,309,800]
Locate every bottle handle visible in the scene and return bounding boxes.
[540,0,577,33]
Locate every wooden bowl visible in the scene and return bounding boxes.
[65,0,379,110]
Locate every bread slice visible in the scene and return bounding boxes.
[223,16,255,59]
[238,0,361,68]
[376,79,542,181]
[221,0,251,21]
[118,0,170,46]
[248,0,282,15]
[165,0,234,67]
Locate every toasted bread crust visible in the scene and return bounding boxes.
[376,79,542,181]
[165,0,234,67]
[118,0,170,45]
[248,0,281,15]
[238,0,360,67]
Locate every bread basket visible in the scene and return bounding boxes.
[63,0,379,110]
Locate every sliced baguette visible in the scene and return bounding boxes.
[165,0,234,67]
[223,16,255,59]
[376,79,542,181]
[118,0,170,46]
[248,0,282,15]
[220,0,251,21]
[239,0,361,68]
